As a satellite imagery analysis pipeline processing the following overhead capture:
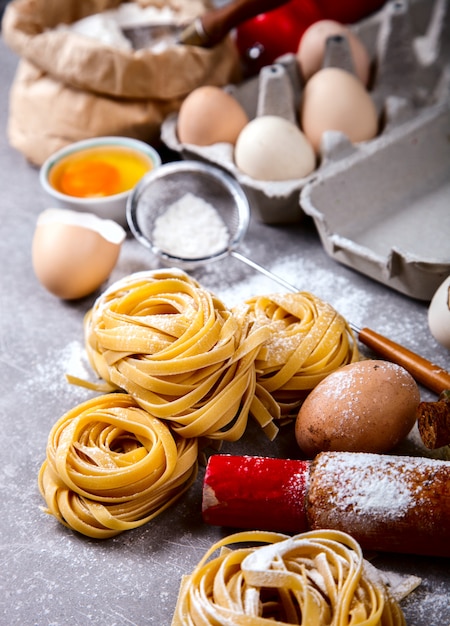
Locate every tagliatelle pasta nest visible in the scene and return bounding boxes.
[82,270,272,440]
[235,292,359,417]
[39,272,361,538]
[172,529,406,626]
[79,270,359,441]
[38,393,198,539]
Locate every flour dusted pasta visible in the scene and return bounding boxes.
[38,393,198,538]
[235,292,359,417]
[81,271,358,441]
[172,529,406,625]
[83,270,271,440]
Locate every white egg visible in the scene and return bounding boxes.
[32,208,126,300]
[428,275,450,350]
[234,115,316,181]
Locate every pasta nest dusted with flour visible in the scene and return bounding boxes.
[234,292,359,418]
[38,393,198,539]
[83,270,271,441]
[172,529,406,626]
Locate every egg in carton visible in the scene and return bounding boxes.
[300,0,450,302]
[163,0,448,223]
[162,0,449,301]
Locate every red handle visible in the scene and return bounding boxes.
[202,454,310,532]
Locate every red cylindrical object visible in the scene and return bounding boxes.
[202,452,450,558]
[202,455,310,533]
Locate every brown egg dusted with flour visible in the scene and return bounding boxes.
[177,85,249,146]
[295,360,420,457]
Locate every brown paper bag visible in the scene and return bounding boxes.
[2,0,241,165]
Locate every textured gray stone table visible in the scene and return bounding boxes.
[1,35,449,626]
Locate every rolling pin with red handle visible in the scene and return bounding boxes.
[202,452,450,558]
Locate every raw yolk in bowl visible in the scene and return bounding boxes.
[49,145,154,198]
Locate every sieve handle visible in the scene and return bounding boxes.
[230,250,450,395]
[230,250,299,293]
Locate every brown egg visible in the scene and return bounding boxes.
[297,19,371,85]
[177,86,249,146]
[295,360,420,457]
[32,209,126,300]
[300,67,378,154]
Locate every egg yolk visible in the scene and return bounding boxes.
[50,145,153,198]
[60,162,120,197]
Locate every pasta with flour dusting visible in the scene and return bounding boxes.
[83,270,272,440]
[234,292,358,417]
[172,529,406,625]
[80,271,359,440]
[38,393,198,538]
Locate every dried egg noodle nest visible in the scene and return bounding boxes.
[172,529,406,626]
[38,393,198,539]
[235,292,359,417]
[83,270,271,441]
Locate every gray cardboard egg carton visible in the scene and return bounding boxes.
[162,0,450,300]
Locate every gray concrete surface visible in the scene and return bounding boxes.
[1,32,450,626]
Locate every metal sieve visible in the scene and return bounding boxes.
[127,160,450,395]
[127,160,297,289]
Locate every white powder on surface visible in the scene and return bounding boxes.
[315,452,415,521]
[152,192,230,259]
[21,339,94,402]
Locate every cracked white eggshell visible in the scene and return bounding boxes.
[32,208,126,300]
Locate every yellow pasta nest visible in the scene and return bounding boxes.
[235,292,358,417]
[38,393,198,539]
[81,270,358,440]
[172,529,406,626]
[83,270,272,441]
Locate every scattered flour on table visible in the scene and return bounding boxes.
[202,252,434,361]
[152,192,229,259]
[23,340,93,399]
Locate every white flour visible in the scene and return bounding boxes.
[152,192,229,259]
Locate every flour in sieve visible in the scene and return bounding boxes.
[153,192,229,259]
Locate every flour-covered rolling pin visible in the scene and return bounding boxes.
[202,452,450,557]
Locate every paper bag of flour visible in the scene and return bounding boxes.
[2,0,241,164]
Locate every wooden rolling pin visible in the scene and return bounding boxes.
[203,452,450,557]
